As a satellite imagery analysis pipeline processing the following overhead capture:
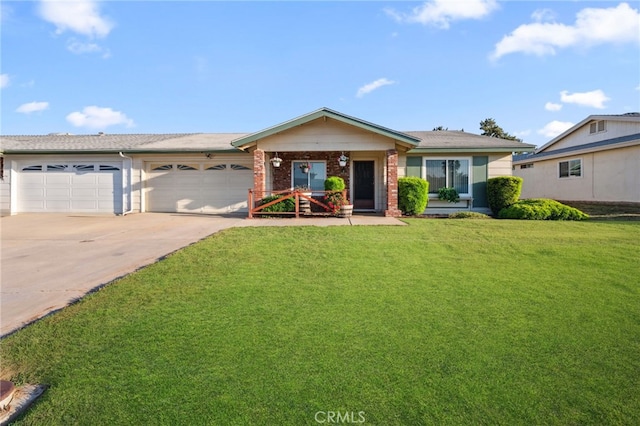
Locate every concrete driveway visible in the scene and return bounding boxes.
[0,213,247,337]
[1,213,404,336]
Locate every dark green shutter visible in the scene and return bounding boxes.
[406,156,422,178]
[472,156,488,207]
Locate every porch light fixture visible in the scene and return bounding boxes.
[270,153,283,168]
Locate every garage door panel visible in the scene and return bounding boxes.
[147,162,252,213]
[17,162,122,213]
[45,175,73,186]
[71,188,99,198]
[46,188,72,198]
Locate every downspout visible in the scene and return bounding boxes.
[119,152,134,215]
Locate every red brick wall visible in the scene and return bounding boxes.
[269,151,350,194]
[253,149,265,196]
[385,149,401,217]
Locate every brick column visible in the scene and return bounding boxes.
[385,149,401,217]
[253,149,266,197]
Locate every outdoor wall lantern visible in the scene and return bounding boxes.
[270,153,283,168]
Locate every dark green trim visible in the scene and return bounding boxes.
[472,156,488,208]
[405,156,422,177]
[408,147,534,154]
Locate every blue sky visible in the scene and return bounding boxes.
[1,0,639,146]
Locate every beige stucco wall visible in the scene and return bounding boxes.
[515,145,640,202]
[548,121,640,151]
[256,117,398,152]
[488,154,513,178]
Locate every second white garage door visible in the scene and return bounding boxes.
[146,161,253,213]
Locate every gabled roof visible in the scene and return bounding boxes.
[406,130,535,153]
[536,112,640,153]
[231,107,421,149]
[513,132,640,164]
[0,133,247,154]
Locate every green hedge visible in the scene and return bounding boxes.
[498,199,589,220]
[398,177,429,215]
[487,176,523,215]
[260,195,295,213]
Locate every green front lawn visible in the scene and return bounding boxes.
[2,220,639,425]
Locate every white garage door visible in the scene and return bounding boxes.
[17,162,123,213]
[146,161,253,213]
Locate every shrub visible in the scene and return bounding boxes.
[324,176,346,191]
[260,195,295,213]
[448,211,491,219]
[498,199,589,221]
[324,176,348,214]
[438,187,460,203]
[398,177,429,215]
[487,176,523,215]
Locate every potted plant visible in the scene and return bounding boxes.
[324,191,352,217]
[294,185,312,213]
[323,176,351,217]
[438,187,460,203]
[270,154,283,168]
[338,153,348,167]
[299,161,311,174]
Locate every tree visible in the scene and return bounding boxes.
[432,126,448,131]
[479,118,521,142]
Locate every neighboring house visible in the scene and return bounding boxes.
[513,113,640,203]
[0,107,534,217]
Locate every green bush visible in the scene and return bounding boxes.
[487,176,523,215]
[260,195,295,213]
[398,177,429,215]
[498,199,589,220]
[324,176,346,191]
[448,211,491,219]
[438,187,460,203]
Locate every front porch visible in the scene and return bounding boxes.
[248,149,402,218]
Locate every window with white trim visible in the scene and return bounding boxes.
[292,161,326,191]
[559,159,581,178]
[424,158,470,195]
[589,120,606,134]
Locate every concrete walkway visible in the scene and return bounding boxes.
[1,213,404,336]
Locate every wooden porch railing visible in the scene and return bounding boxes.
[248,189,346,218]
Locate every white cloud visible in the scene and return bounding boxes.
[538,120,574,138]
[635,84,640,91]
[16,101,49,114]
[560,89,610,109]
[545,102,562,112]
[385,0,498,29]
[491,2,640,60]
[531,8,556,23]
[66,39,111,57]
[356,78,395,98]
[38,0,114,38]
[66,106,134,129]
[0,74,9,89]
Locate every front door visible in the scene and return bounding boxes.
[353,161,375,209]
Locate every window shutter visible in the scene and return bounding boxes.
[472,156,488,207]
[406,156,421,177]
